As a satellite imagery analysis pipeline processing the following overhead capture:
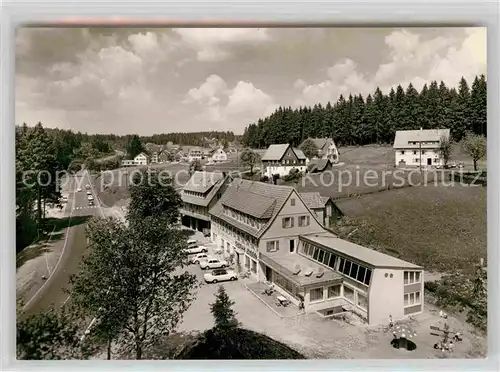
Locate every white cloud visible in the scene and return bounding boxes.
[184,77,277,130]
[296,27,486,105]
[173,28,271,61]
[183,74,227,104]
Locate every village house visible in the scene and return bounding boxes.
[208,179,423,325]
[121,159,135,167]
[299,192,343,227]
[301,137,340,163]
[261,144,307,178]
[188,147,203,162]
[393,128,450,168]
[307,158,334,174]
[133,152,149,166]
[150,151,159,164]
[157,150,171,163]
[211,147,228,163]
[180,171,233,233]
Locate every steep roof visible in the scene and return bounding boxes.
[182,171,225,193]
[299,192,328,209]
[261,144,306,161]
[293,148,307,160]
[181,172,228,207]
[261,144,290,161]
[393,129,450,149]
[209,178,294,239]
[301,232,421,269]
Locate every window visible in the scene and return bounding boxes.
[401,151,405,155]
[350,263,359,278]
[357,293,368,310]
[339,258,345,272]
[274,272,297,295]
[266,240,279,253]
[316,249,324,263]
[251,260,257,273]
[413,150,417,155]
[282,217,293,228]
[422,150,426,155]
[356,266,366,283]
[290,198,296,206]
[343,260,352,276]
[327,285,341,298]
[328,254,337,269]
[322,252,331,265]
[404,291,421,307]
[344,286,355,303]
[312,247,320,261]
[404,271,421,285]
[299,215,310,227]
[310,287,324,302]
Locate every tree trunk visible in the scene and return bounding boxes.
[473,159,478,171]
[107,338,112,360]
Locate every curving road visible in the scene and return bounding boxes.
[21,171,104,319]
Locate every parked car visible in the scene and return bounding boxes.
[77,188,82,192]
[203,268,238,283]
[88,200,94,206]
[86,190,92,195]
[199,258,228,270]
[85,184,91,189]
[184,245,208,255]
[87,195,94,201]
[213,247,223,255]
[61,196,68,203]
[191,253,213,264]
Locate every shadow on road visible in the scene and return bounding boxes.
[16,216,91,269]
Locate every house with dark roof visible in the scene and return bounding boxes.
[158,149,172,163]
[180,171,232,232]
[307,158,334,173]
[393,128,450,168]
[300,192,343,227]
[261,144,307,178]
[301,138,339,163]
[208,179,423,325]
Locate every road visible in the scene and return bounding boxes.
[22,171,104,318]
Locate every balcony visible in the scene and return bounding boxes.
[180,207,210,221]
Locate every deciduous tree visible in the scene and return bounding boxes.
[239,148,261,175]
[298,139,319,160]
[461,132,486,171]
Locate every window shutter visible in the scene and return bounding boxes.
[307,216,310,226]
[291,217,294,227]
[282,218,286,228]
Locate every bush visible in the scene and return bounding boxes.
[260,175,269,182]
[283,168,303,183]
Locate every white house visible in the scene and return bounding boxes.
[134,152,150,166]
[151,152,159,163]
[393,128,450,168]
[188,147,203,162]
[211,147,228,163]
[261,144,307,178]
[301,138,340,164]
[208,179,423,325]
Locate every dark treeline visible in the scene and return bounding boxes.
[142,131,236,147]
[242,75,487,148]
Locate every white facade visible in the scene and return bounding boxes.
[210,220,261,279]
[151,153,159,163]
[188,148,203,162]
[395,148,443,167]
[264,165,307,178]
[134,153,149,165]
[212,148,228,163]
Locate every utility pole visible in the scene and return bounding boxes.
[419,139,422,172]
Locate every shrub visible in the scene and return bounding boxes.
[260,175,269,182]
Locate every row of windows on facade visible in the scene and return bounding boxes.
[182,203,208,216]
[406,140,439,146]
[404,291,421,307]
[282,215,311,228]
[223,206,265,230]
[409,157,440,163]
[263,159,306,166]
[183,190,206,198]
[301,242,372,286]
[309,284,367,310]
[214,219,259,247]
[400,149,437,155]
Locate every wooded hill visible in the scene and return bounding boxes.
[242,75,487,148]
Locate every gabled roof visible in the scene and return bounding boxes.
[393,129,450,149]
[223,192,276,219]
[182,171,225,193]
[261,144,290,161]
[134,152,149,159]
[209,178,294,239]
[299,192,328,209]
[307,158,332,172]
[261,144,307,161]
[301,232,421,269]
[293,148,307,160]
[182,172,229,207]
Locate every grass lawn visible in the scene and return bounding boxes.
[333,184,487,274]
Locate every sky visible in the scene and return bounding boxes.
[15,27,487,136]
